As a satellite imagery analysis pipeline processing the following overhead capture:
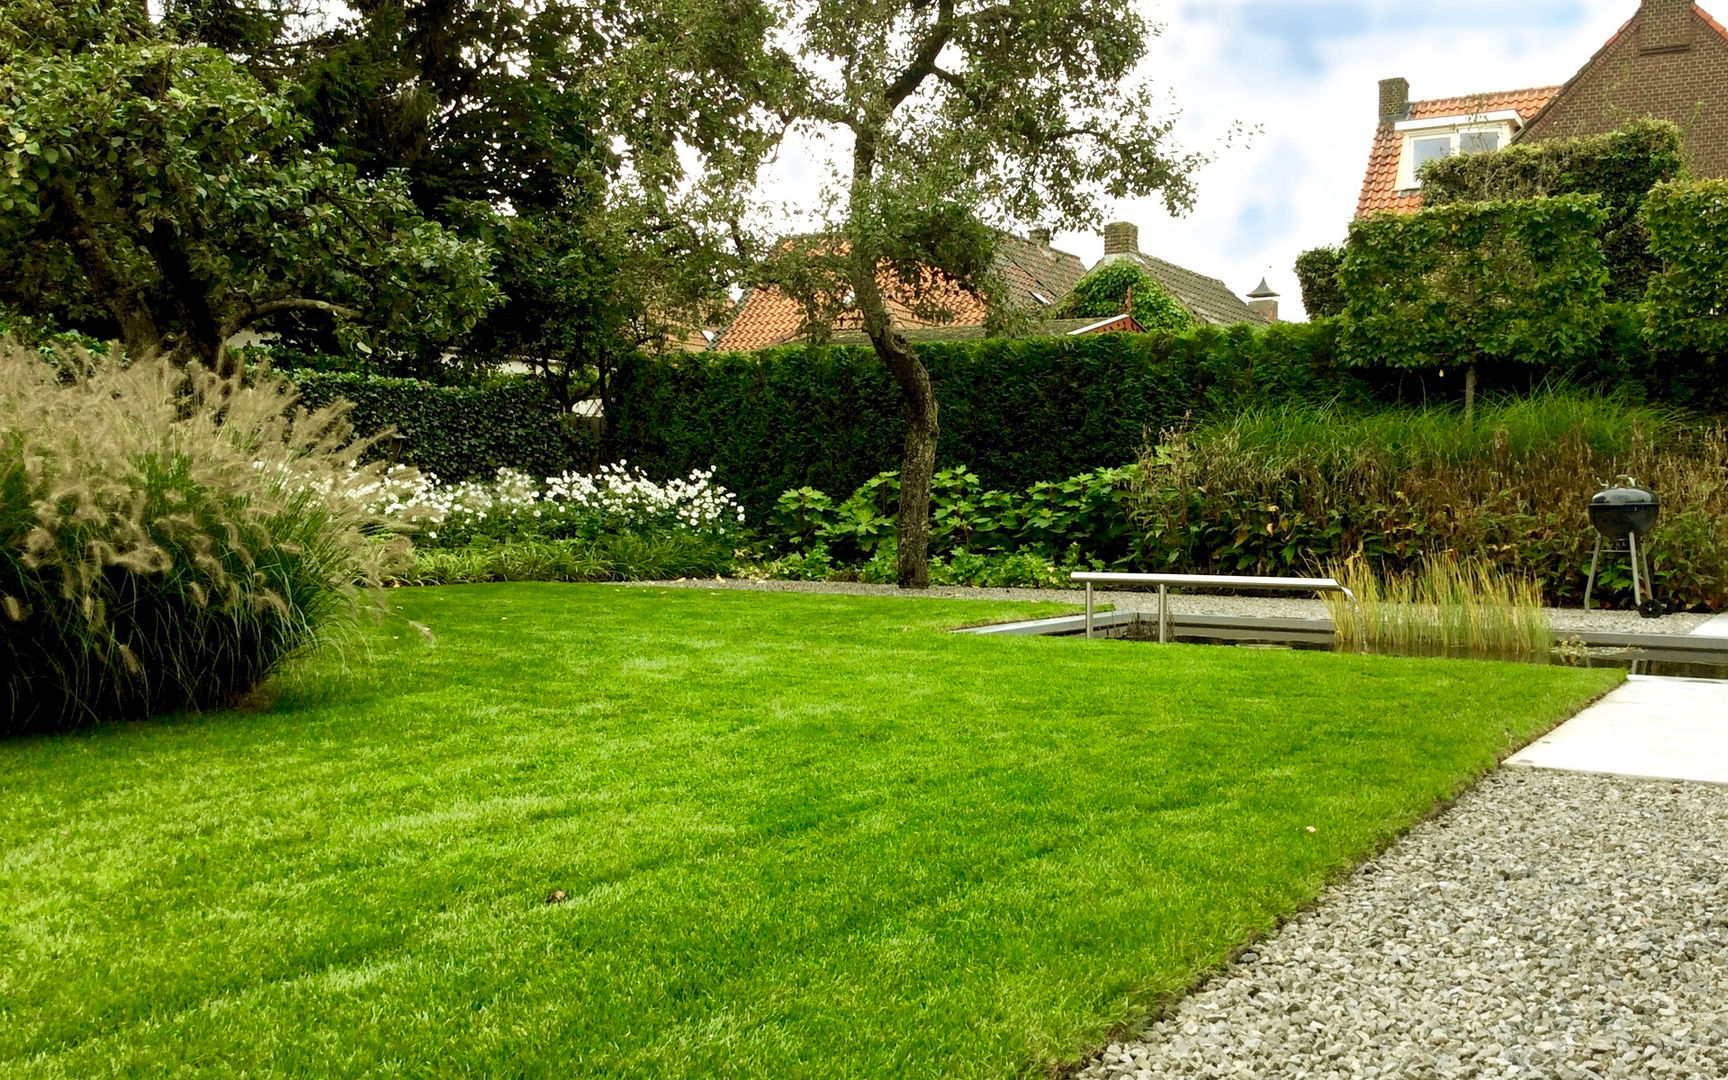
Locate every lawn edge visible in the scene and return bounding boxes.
[1043,668,1629,1080]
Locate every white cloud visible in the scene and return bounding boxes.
[752,0,1648,320]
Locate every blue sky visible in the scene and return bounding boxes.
[1064,0,1642,318]
[759,0,1656,320]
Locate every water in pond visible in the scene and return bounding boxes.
[1119,624,1728,680]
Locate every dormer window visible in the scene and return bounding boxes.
[1394,109,1522,191]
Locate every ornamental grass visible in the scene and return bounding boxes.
[0,343,410,733]
[1325,552,1553,659]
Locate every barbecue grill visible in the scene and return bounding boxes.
[1583,479,1662,617]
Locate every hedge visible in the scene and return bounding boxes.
[1419,120,1686,301]
[606,321,1366,520]
[287,371,589,482]
[1642,179,1728,362]
[1340,195,1609,379]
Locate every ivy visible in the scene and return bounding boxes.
[1055,261,1194,332]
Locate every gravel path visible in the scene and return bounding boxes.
[1073,770,1728,1080]
[619,578,1716,636]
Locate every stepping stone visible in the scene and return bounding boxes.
[1506,674,1728,785]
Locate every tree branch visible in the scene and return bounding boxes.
[221,298,363,340]
[883,0,955,111]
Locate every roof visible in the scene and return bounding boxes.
[1355,86,1559,218]
[710,233,1087,353]
[1093,251,1260,326]
[822,315,1144,346]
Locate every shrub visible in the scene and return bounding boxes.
[1054,261,1195,332]
[386,464,746,549]
[1293,246,1346,318]
[287,370,588,483]
[768,464,1143,567]
[1419,120,1686,300]
[1128,394,1728,610]
[1,344,409,733]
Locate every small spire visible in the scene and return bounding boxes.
[1247,277,1279,299]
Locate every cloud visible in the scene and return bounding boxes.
[750,0,1646,320]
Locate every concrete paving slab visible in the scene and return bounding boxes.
[1692,612,1728,638]
[1506,674,1728,785]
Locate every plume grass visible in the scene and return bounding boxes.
[0,342,411,733]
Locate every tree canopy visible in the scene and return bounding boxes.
[757,0,1212,585]
[1340,195,1609,414]
[0,3,499,372]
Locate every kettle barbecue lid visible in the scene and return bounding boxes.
[1591,485,1658,507]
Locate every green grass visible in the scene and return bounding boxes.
[0,584,1620,1079]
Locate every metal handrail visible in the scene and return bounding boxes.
[1069,572,1357,642]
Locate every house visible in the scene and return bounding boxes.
[1356,83,1560,216]
[1519,0,1728,177]
[710,231,1088,352]
[1090,222,1264,325]
[1357,0,1728,218]
[711,223,1269,352]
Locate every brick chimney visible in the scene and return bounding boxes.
[1029,227,1052,246]
[1247,278,1279,324]
[1378,77,1410,123]
[1102,221,1139,256]
[1639,0,1695,53]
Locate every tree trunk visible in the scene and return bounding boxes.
[851,272,939,589]
[847,133,940,589]
[1464,363,1478,421]
[48,181,164,359]
[885,337,939,589]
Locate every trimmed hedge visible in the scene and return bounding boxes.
[1643,179,1728,361]
[1419,120,1686,301]
[607,322,1366,520]
[286,371,590,482]
[1340,196,1609,378]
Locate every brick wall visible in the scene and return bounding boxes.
[1519,1,1728,178]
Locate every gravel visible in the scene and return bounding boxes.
[618,579,1717,636]
[1073,770,1728,1080]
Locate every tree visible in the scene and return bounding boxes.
[0,10,499,372]
[1293,245,1346,319]
[755,0,1208,587]
[236,0,789,386]
[1339,196,1609,418]
[1419,120,1686,302]
[1056,261,1194,332]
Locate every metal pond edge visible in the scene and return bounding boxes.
[959,611,1728,659]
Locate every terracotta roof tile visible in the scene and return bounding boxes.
[710,234,1086,353]
[1697,2,1728,44]
[1355,86,1560,219]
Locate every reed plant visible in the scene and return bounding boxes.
[0,343,411,733]
[1325,552,1553,658]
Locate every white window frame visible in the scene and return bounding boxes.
[1393,110,1523,191]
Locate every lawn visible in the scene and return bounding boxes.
[0,584,1620,1078]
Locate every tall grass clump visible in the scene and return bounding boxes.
[1,343,410,733]
[1131,390,1728,610]
[1325,553,1553,658]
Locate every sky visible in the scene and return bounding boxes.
[756,0,1651,320]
